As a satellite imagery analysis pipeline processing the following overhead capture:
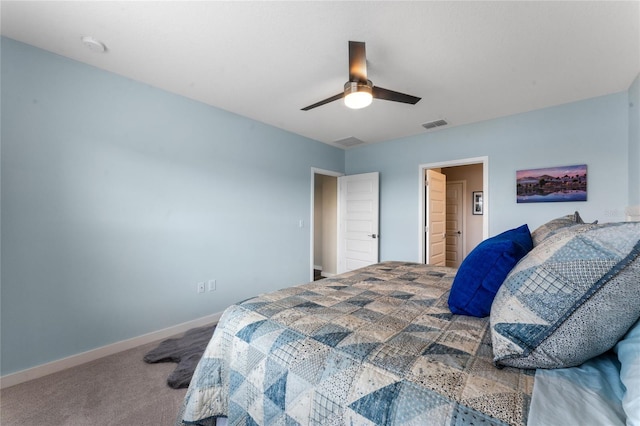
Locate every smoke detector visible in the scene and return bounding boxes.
[81,36,107,53]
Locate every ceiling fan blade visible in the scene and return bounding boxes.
[349,41,367,82]
[372,86,421,105]
[301,92,344,111]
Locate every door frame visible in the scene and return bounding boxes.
[310,167,344,282]
[419,156,489,263]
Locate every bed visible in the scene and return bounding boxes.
[177,215,640,426]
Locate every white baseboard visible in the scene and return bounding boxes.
[0,311,224,389]
[313,265,322,271]
[321,271,336,278]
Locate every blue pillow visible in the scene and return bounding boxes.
[448,224,532,317]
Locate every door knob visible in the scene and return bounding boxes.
[368,234,378,239]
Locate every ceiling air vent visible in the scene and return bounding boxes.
[422,119,448,130]
[335,137,365,148]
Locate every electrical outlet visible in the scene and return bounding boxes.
[208,279,216,292]
[197,282,205,294]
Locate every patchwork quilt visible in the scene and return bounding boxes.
[177,262,534,426]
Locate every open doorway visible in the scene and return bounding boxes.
[310,168,342,282]
[310,169,381,281]
[419,157,489,265]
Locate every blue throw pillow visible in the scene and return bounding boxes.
[448,224,532,317]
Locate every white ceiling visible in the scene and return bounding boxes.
[2,1,639,148]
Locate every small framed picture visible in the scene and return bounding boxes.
[473,191,483,215]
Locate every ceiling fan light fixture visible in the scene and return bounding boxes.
[344,81,373,109]
[301,41,420,111]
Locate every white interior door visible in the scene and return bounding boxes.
[446,181,465,268]
[337,172,379,273]
[426,169,446,266]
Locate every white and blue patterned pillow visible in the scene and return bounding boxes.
[491,221,640,369]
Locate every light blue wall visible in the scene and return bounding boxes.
[629,73,640,206]
[1,36,636,377]
[0,38,344,375]
[346,93,630,262]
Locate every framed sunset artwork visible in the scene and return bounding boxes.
[516,164,587,203]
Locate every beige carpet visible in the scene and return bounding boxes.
[0,338,190,425]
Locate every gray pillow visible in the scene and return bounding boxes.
[530,211,588,246]
[491,221,640,369]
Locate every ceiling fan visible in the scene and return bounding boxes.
[301,41,421,111]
